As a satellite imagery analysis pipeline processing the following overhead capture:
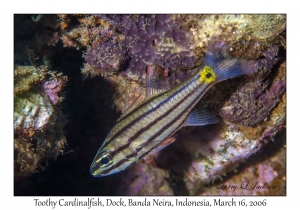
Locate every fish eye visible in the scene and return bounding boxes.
[100,157,109,165]
[96,151,113,167]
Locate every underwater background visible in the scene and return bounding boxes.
[14,14,286,196]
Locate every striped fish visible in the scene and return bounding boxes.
[90,44,257,177]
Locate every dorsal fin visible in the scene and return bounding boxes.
[146,65,171,97]
[117,64,173,122]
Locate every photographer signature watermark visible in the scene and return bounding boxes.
[206,181,276,192]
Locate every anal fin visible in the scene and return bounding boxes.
[148,135,177,155]
[184,109,220,127]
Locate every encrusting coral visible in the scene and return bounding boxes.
[117,163,174,195]
[201,128,286,196]
[78,15,286,115]
[220,46,286,126]
[84,15,198,79]
[14,65,68,177]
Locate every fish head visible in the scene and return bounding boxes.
[90,137,137,177]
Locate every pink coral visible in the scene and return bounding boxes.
[42,79,63,105]
[257,163,278,183]
[201,163,278,195]
[117,163,173,195]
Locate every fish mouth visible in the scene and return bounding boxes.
[90,162,103,177]
[90,161,121,177]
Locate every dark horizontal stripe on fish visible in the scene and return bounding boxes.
[102,74,200,149]
[108,83,208,174]
[110,79,211,159]
[109,79,200,157]
[136,87,209,159]
[116,89,166,123]
[138,119,187,161]
[100,153,136,175]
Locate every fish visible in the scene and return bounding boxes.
[90,42,257,177]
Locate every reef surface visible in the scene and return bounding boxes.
[14,14,286,196]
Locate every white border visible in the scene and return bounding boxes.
[3,0,296,209]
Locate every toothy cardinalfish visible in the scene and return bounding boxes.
[90,42,257,177]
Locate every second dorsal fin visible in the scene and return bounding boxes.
[117,64,173,122]
[146,65,171,97]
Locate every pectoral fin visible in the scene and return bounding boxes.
[184,109,220,127]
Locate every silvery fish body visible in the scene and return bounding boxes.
[90,44,256,177]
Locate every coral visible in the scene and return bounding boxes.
[79,14,286,113]
[79,14,286,80]
[201,130,286,196]
[182,14,285,56]
[257,163,278,183]
[201,163,280,195]
[42,78,66,105]
[220,47,286,126]
[57,14,70,30]
[14,65,68,177]
[59,15,113,50]
[116,163,173,195]
[245,15,286,40]
[14,90,53,130]
[83,15,198,79]
[85,41,129,75]
[14,65,47,96]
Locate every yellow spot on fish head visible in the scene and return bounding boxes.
[199,65,217,83]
